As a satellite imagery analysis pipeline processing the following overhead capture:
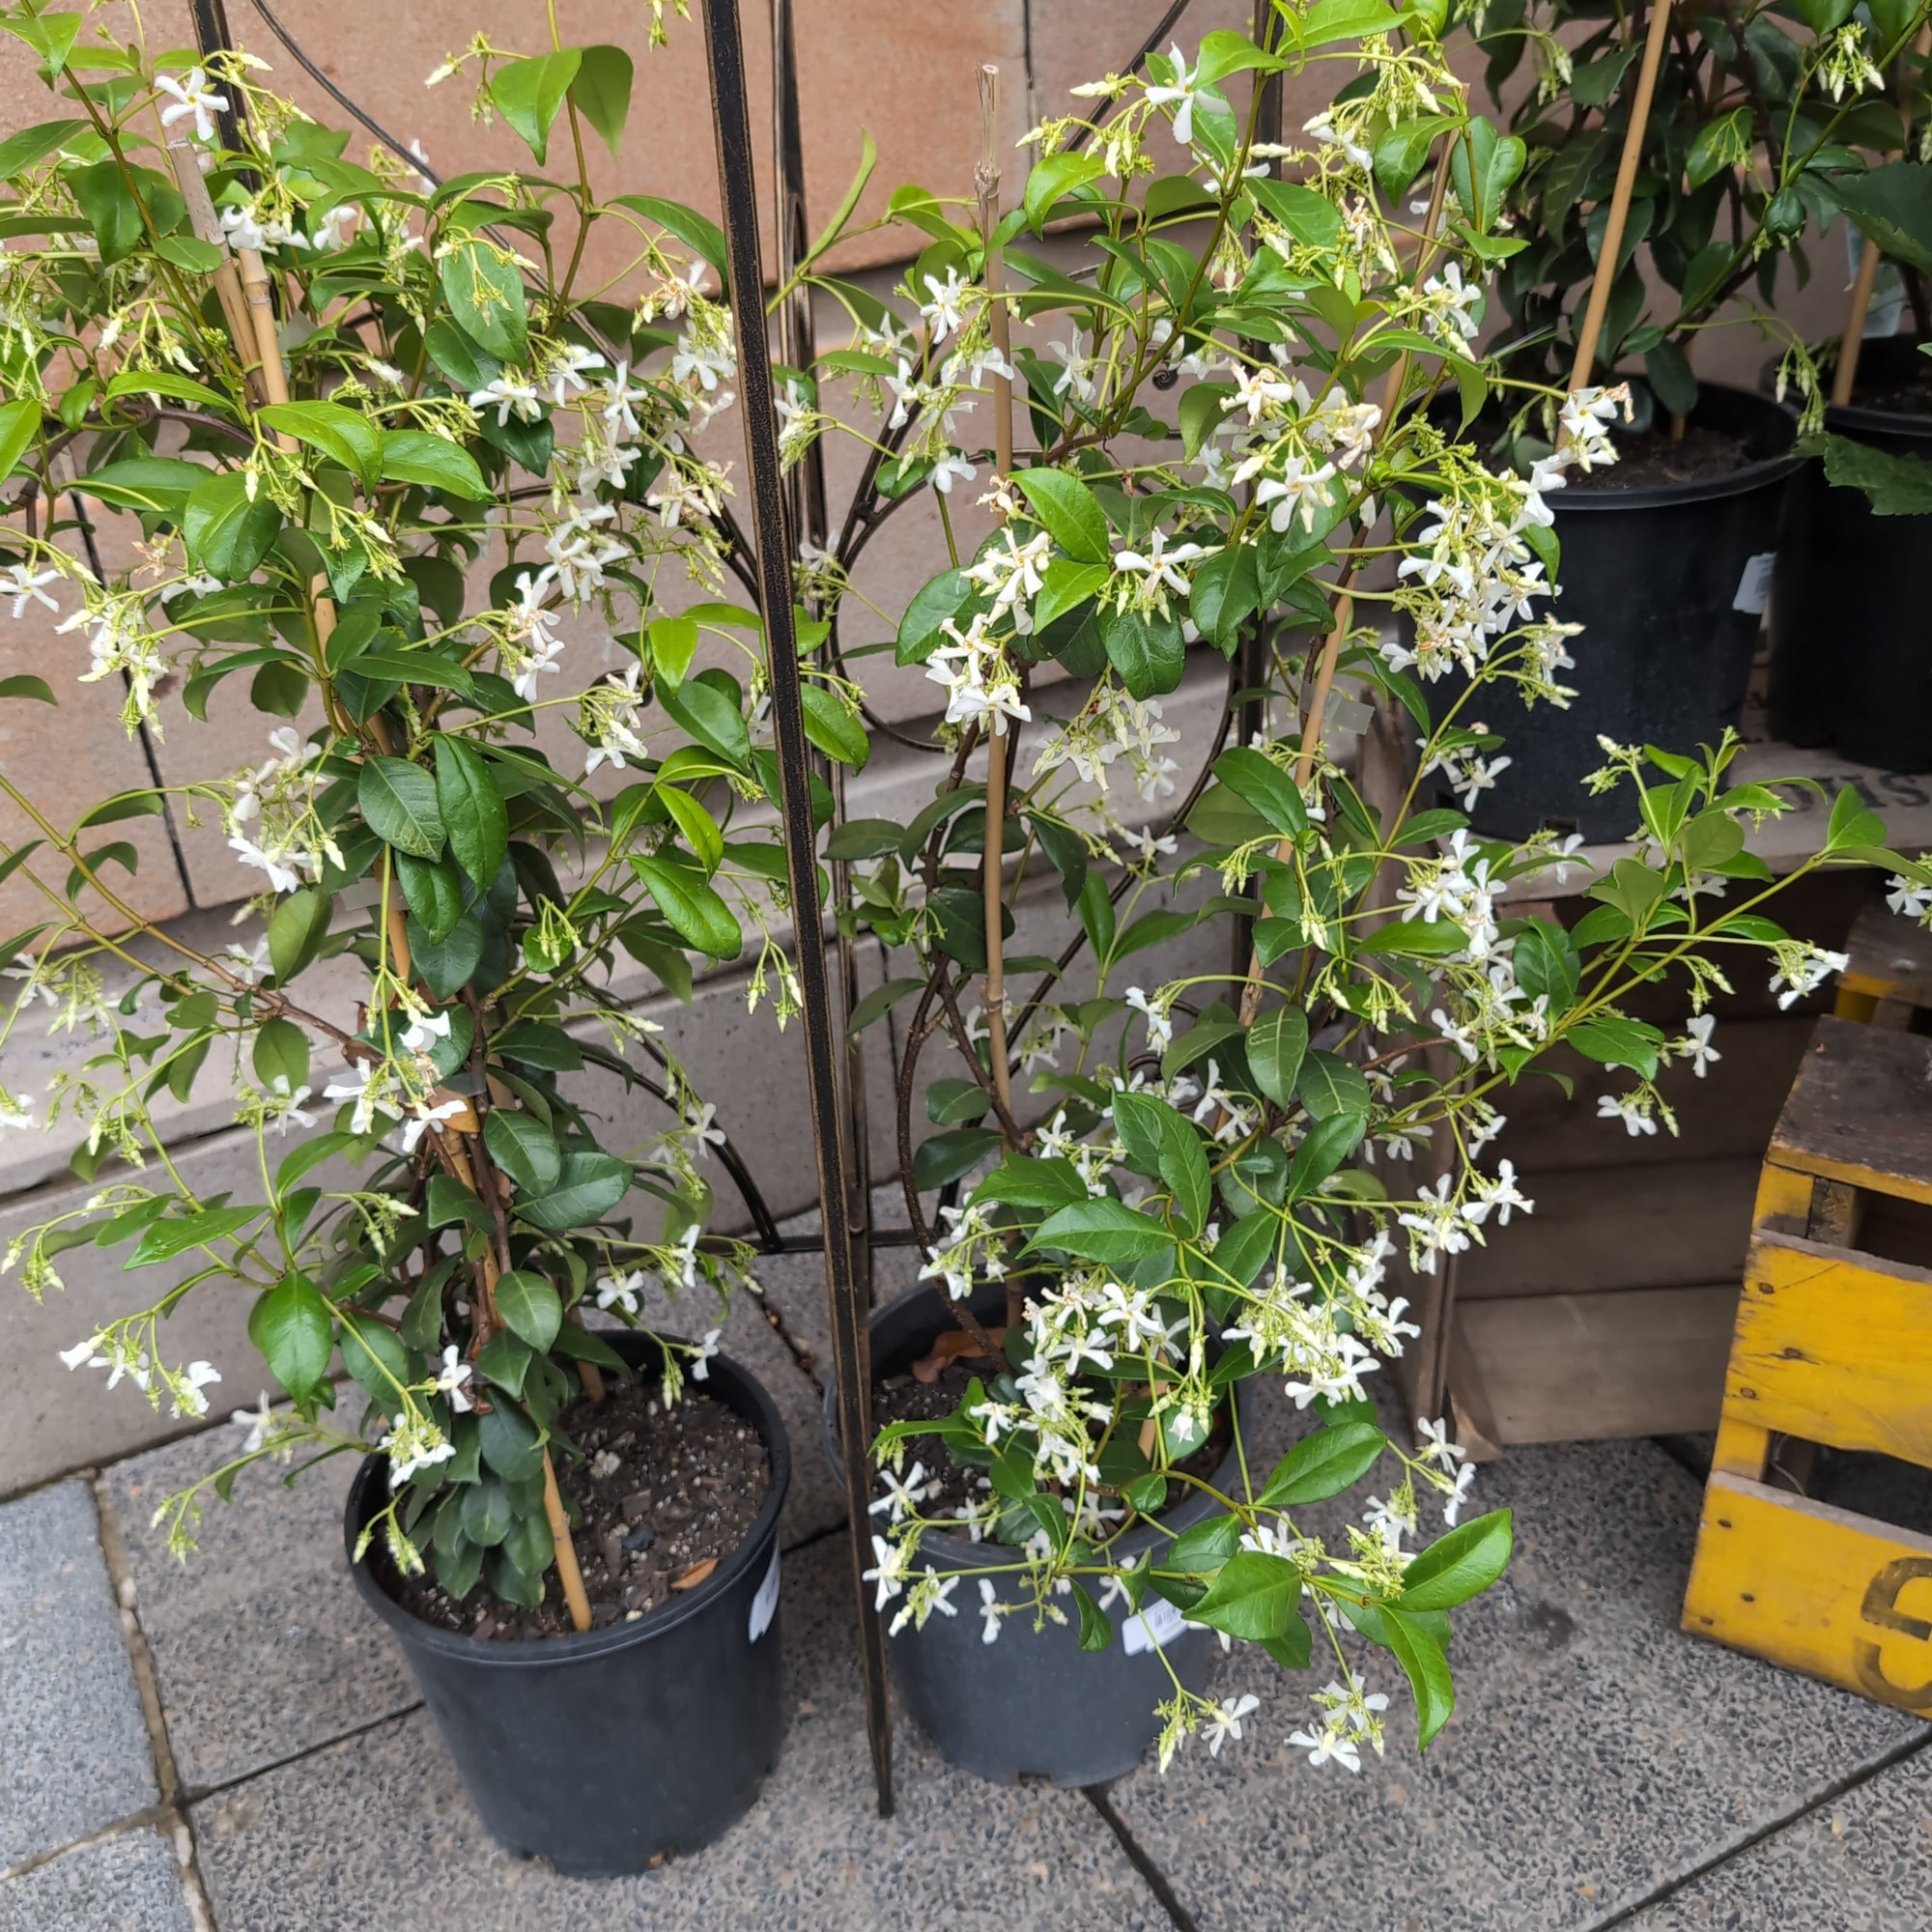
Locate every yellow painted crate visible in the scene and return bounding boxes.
[1682,1014,1932,1717]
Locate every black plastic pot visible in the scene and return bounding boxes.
[1767,336,1932,771]
[1442,382,1798,842]
[346,1338,790,1876]
[824,1280,1245,1787]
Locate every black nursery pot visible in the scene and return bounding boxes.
[1447,382,1797,842]
[825,1280,1245,1788]
[1767,336,1932,771]
[346,1339,790,1877]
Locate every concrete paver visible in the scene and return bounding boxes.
[0,1824,194,1932]
[0,1484,157,1869]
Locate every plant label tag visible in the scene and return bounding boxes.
[1122,1596,1188,1657]
[748,1547,780,1643]
[1732,553,1776,615]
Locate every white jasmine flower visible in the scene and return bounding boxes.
[1596,1092,1657,1137]
[1205,1693,1260,1756]
[1887,873,1932,920]
[688,1327,723,1381]
[2,563,60,618]
[863,1533,910,1610]
[468,375,545,425]
[1144,43,1207,145]
[434,1345,473,1413]
[1677,1013,1719,1078]
[919,267,971,341]
[230,1393,274,1453]
[978,1577,1004,1644]
[156,65,230,143]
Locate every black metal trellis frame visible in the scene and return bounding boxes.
[189,0,1245,1817]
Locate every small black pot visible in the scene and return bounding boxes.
[346,1338,790,1876]
[1767,336,1932,771]
[825,1280,1245,1787]
[1444,381,1797,841]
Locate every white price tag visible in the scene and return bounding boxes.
[1122,1596,1188,1657]
[748,1547,780,1643]
[1732,552,1776,616]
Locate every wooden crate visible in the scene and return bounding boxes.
[1682,1015,1932,1715]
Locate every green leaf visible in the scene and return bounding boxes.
[128,1205,261,1267]
[268,888,332,983]
[1246,1007,1308,1109]
[1034,556,1110,631]
[1025,1198,1172,1265]
[1819,433,1932,515]
[380,430,489,500]
[845,976,926,1033]
[611,194,729,290]
[260,401,384,493]
[0,119,84,183]
[1286,1112,1366,1198]
[1259,1420,1387,1506]
[1567,1014,1662,1077]
[1024,152,1107,232]
[895,567,973,666]
[439,239,529,363]
[514,1151,632,1231]
[0,397,40,480]
[800,684,869,768]
[1295,1050,1370,1121]
[489,50,582,164]
[1211,747,1307,838]
[1071,1579,1114,1653]
[658,676,751,768]
[359,757,445,860]
[1645,339,1698,419]
[1400,1509,1514,1611]
[658,785,724,873]
[647,613,698,687]
[1098,603,1185,699]
[1819,162,1932,276]
[1012,469,1111,564]
[427,1173,493,1234]
[1383,1604,1456,1747]
[0,675,54,705]
[494,1267,563,1351]
[72,158,156,264]
[912,1126,1002,1188]
[971,1156,1090,1213]
[478,1404,543,1481]
[184,470,280,582]
[252,1016,311,1094]
[1248,178,1343,249]
[433,738,508,888]
[1189,1550,1304,1641]
[1112,1093,1211,1237]
[483,1110,561,1193]
[395,850,464,944]
[247,1273,334,1401]
[79,457,208,512]
[631,854,743,959]
[461,1478,514,1545]
[571,44,634,157]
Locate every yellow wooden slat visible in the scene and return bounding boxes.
[1722,1232,1932,1469]
[1751,1162,1815,1232]
[1683,1472,1932,1716]
[1768,1017,1932,1208]
[1710,1415,1770,1480]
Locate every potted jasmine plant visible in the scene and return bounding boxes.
[795,6,1926,1783]
[1441,0,1930,838]
[0,9,855,1874]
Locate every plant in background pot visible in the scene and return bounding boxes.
[1438,0,1931,837]
[0,7,863,1873]
[800,4,1929,1783]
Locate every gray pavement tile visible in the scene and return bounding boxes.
[0,1483,157,1868]
[1104,1431,1923,1932]
[99,1412,417,1798]
[1623,1744,1932,1931]
[0,1824,194,1932]
[191,1535,1168,1932]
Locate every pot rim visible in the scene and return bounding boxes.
[828,1280,1249,1574]
[1548,380,1800,512]
[1823,393,1932,442]
[345,1338,791,1667]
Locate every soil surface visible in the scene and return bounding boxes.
[387,1377,770,1639]
[872,1341,1225,1541]
[1566,422,1755,489]
[1850,359,1932,418]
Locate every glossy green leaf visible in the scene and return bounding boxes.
[1188,1550,1303,1640]
[185,470,281,582]
[513,1150,632,1231]
[261,401,384,492]
[1258,1420,1387,1506]
[252,1016,311,1094]
[571,44,634,157]
[433,737,508,888]
[359,756,445,860]
[247,1273,334,1401]
[1012,468,1111,563]
[1400,1509,1514,1611]
[489,49,582,165]
[483,1109,561,1194]
[494,1267,563,1351]
[268,888,332,983]
[631,854,743,959]
[1245,1007,1308,1108]
[380,430,490,500]
[440,239,529,363]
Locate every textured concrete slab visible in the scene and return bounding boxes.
[100,1408,417,1798]
[0,1484,157,1867]
[1626,1744,1932,1930]
[0,1825,194,1932]
[1104,1432,1923,1932]
[191,1534,1166,1932]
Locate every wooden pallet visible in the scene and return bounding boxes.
[1681,1015,1932,1716]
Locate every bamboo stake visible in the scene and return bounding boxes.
[1567,0,1676,400]
[163,139,261,404]
[541,1449,595,1632]
[1235,138,1456,1027]
[976,64,1015,1122]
